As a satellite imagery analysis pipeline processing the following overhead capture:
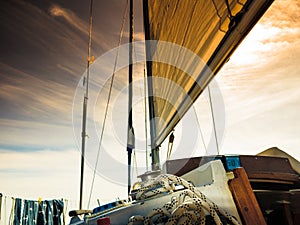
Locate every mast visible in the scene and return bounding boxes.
[143,0,160,171]
[127,0,135,194]
[79,0,93,210]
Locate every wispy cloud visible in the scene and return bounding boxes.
[226,0,300,68]
[49,3,114,52]
[49,4,88,34]
[0,62,76,123]
[265,0,300,30]
[218,0,300,93]
[211,0,300,159]
[0,118,75,148]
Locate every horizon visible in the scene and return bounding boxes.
[0,0,299,221]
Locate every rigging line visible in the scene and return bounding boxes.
[208,84,220,155]
[131,149,139,179]
[211,0,227,33]
[194,103,208,155]
[211,0,222,19]
[224,0,233,19]
[143,66,149,170]
[130,16,148,174]
[87,0,130,208]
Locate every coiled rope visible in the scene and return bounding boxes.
[128,174,241,225]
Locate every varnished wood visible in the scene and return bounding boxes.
[228,167,267,225]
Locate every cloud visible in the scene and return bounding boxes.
[226,0,300,68]
[210,0,300,159]
[49,3,114,52]
[0,1,144,127]
[49,4,88,34]
[0,62,76,123]
[0,1,91,124]
[218,0,300,92]
[264,0,300,30]
[0,118,75,148]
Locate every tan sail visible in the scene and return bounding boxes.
[144,0,274,146]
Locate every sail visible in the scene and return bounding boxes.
[144,0,274,147]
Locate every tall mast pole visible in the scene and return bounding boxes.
[127,0,135,194]
[143,0,160,171]
[79,0,93,210]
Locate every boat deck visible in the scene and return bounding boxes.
[166,155,300,225]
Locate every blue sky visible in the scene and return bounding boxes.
[0,0,300,217]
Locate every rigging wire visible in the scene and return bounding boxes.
[143,66,149,170]
[211,0,222,19]
[208,84,220,155]
[211,0,227,33]
[132,148,139,179]
[225,0,233,19]
[194,104,208,155]
[87,0,130,208]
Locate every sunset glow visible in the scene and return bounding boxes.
[0,0,299,222]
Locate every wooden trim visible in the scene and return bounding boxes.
[246,172,299,182]
[228,167,267,225]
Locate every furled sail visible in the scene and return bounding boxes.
[144,0,274,147]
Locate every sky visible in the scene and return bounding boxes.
[0,0,300,221]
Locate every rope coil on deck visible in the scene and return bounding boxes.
[128,174,241,225]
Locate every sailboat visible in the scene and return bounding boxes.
[69,0,300,224]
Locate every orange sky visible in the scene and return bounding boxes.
[0,0,299,220]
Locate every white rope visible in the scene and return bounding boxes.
[128,174,241,225]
